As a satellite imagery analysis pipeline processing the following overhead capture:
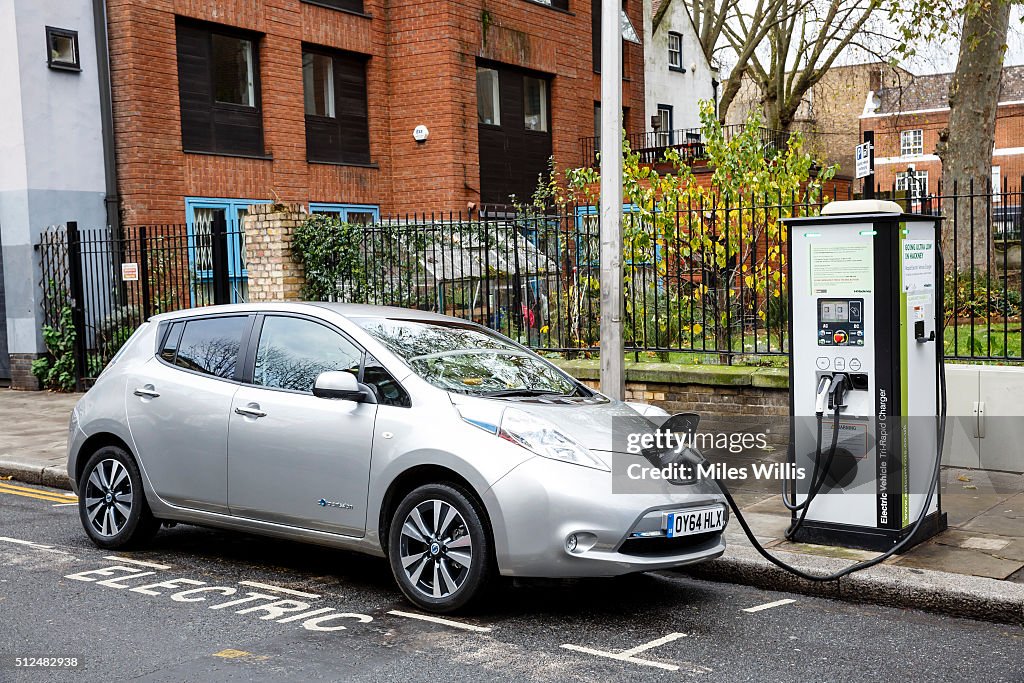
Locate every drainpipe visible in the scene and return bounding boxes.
[92,0,120,237]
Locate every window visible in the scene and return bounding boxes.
[176,21,263,156]
[212,34,255,106]
[46,27,80,71]
[302,46,371,164]
[186,197,270,305]
[172,316,248,379]
[896,170,929,200]
[159,322,184,363]
[477,68,501,126]
[303,53,335,117]
[254,316,362,393]
[363,355,411,407]
[655,105,673,146]
[668,32,684,71]
[900,129,923,157]
[524,76,549,132]
[309,203,379,224]
[301,0,364,13]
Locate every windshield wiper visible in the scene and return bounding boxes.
[480,388,566,397]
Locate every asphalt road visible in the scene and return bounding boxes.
[1,480,1022,683]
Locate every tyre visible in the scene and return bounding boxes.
[387,483,494,613]
[78,446,159,549]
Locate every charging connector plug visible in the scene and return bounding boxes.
[814,376,833,416]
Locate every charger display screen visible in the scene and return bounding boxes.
[817,298,864,346]
[820,300,850,323]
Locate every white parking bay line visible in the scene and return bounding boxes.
[238,580,320,599]
[103,556,172,570]
[743,598,796,613]
[388,610,492,633]
[0,536,70,555]
[560,633,693,672]
[52,503,78,507]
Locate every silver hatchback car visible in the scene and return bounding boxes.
[68,303,727,612]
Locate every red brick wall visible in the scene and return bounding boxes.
[106,0,647,223]
[861,102,1024,194]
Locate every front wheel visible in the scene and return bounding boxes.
[78,446,159,549]
[387,483,494,613]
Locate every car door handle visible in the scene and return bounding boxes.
[234,405,267,418]
[133,386,160,398]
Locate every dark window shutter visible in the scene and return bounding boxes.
[177,24,214,152]
[334,53,370,164]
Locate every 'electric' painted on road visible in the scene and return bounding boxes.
[64,563,372,633]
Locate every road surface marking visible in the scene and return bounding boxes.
[743,598,796,613]
[238,580,319,599]
[103,556,172,570]
[213,649,252,659]
[52,502,79,507]
[388,610,492,633]
[0,536,69,554]
[560,633,694,672]
[0,482,76,504]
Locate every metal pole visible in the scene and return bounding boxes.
[863,130,875,200]
[599,0,624,399]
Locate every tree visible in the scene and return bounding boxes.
[935,0,1013,272]
[688,0,888,128]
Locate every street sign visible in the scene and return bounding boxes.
[855,142,872,179]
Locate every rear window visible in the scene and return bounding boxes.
[167,316,248,380]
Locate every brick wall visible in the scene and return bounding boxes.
[9,354,42,391]
[243,203,307,301]
[105,0,647,224]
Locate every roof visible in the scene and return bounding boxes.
[873,65,1024,114]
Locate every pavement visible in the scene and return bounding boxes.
[1,388,1023,627]
[1,484,1022,682]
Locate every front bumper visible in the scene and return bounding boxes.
[483,455,728,578]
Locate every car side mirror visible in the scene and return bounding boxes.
[313,371,366,402]
[661,412,701,435]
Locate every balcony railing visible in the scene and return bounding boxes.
[579,125,791,168]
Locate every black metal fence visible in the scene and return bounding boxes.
[580,124,791,168]
[34,184,1024,389]
[37,217,246,387]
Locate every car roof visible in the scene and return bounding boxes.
[148,302,472,325]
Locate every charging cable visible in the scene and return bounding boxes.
[712,241,948,583]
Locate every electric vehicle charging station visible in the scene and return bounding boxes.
[781,199,947,552]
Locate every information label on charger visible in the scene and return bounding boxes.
[902,240,934,292]
[810,243,873,296]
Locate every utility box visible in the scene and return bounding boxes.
[783,200,947,551]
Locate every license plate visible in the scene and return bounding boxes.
[663,506,725,538]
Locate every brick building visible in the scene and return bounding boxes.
[105,0,648,230]
[860,66,1024,197]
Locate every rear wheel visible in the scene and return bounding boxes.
[78,446,159,549]
[387,483,493,613]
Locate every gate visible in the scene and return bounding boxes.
[37,217,242,389]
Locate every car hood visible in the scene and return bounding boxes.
[450,394,657,454]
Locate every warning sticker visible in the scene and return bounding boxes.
[902,240,934,292]
[810,242,873,296]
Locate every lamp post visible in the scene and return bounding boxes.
[599,0,624,399]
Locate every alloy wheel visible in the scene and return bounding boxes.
[83,458,134,537]
[398,499,473,599]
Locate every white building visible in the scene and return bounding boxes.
[0,0,115,387]
[642,0,717,138]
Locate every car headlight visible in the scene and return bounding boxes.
[498,408,609,471]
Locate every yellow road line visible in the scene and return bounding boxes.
[0,482,77,504]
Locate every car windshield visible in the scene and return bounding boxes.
[355,317,582,397]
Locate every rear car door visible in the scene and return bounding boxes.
[125,314,251,514]
[227,314,378,536]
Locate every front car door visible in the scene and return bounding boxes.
[227,314,377,536]
[125,314,251,514]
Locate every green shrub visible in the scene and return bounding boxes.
[31,306,77,392]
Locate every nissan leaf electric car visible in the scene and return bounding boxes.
[68,303,728,612]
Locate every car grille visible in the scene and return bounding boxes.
[618,530,722,556]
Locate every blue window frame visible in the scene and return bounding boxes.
[308,202,380,224]
[185,196,271,304]
[574,204,662,267]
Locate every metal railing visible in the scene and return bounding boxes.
[579,125,791,167]
[34,183,1024,390]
